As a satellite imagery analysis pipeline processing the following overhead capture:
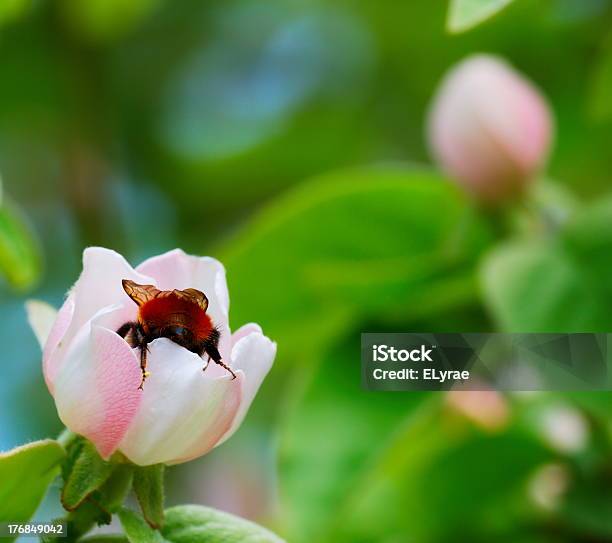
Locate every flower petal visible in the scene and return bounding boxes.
[61,247,153,348]
[53,320,143,459]
[48,247,154,393]
[118,338,243,465]
[25,296,76,392]
[217,328,276,445]
[42,296,75,392]
[136,249,231,360]
[26,300,58,347]
[231,322,262,344]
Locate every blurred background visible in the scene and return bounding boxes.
[1,0,612,541]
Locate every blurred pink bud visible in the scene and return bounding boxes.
[427,54,553,202]
[446,389,509,431]
[27,248,276,466]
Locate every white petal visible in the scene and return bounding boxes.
[231,322,262,344]
[41,296,75,392]
[26,300,57,348]
[118,338,243,465]
[217,328,276,445]
[57,247,152,363]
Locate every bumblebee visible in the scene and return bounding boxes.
[117,279,236,389]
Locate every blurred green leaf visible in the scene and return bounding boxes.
[0,0,31,26]
[280,338,551,542]
[80,537,130,543]
[133,464,165,529]
[447,0,515,33]
[561,470,612,539]
[60,0,161,42]
[481,195,612,332]
[563,195,612,291]
[588,34,612,122]
[481,240,601,331]
[161,505,285,543]
[223,166,494,361]
[564,392,612,421]
[0,198,42,291]
[279,339,430,542]
[334,427,548,542]
[0,439,65,539]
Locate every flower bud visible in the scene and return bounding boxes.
[27,248,276,466]
[427,54,553,202]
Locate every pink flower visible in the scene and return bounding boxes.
[27,248,276,466]
[427,54,553,202]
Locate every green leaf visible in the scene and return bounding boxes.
[223,165,493,362]
[279,339,429,542]
[481,240,598,331]
[564,392,612,421]
[331,421,549,542]
[589,35,612,122]
[59,0,161,42]
[0,440,65,534]
[0,198,42,291]
[447,0,515,33]
[118,508,165,543]
[162,505,285,543]
[133,464,165,529]
[481,196,612,332]
[561,469,612,538]
[0,0,31,26]
[279,337,551,542]
[80,537,130,543]
[61,440,115,511]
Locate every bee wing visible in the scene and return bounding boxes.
[173,288,209,312]
[122,280,161,307]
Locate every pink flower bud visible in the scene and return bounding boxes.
[27,248,276,466]
[427,54,553,202]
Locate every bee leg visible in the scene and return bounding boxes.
[202,355,211,373]
[117,322,150,388]
[214,358,237,380]
[204,343,236,380]
[138,345,150,390]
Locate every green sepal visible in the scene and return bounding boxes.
[61,439,116,511]
[133,464,165,529]
[99,464,134,511]
[60,461,134,542]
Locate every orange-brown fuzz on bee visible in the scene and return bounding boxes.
[119,279,237,386]
[138,294,213,340]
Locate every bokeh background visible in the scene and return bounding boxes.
[1,0,612,541]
